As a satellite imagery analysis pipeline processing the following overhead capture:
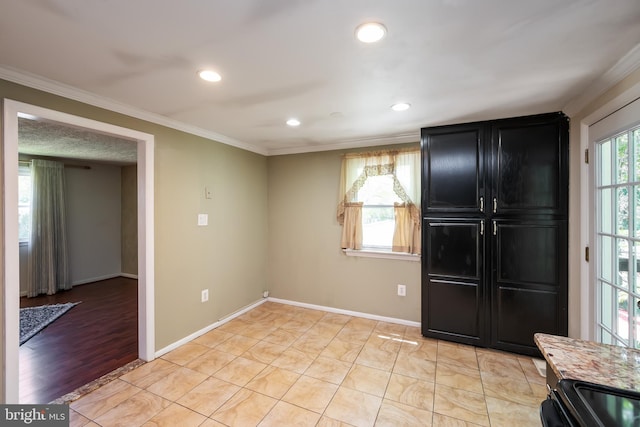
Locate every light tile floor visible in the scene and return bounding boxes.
[69,302,547,426]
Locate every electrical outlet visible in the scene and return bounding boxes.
[201,289,209,302]
[397,284,406,296]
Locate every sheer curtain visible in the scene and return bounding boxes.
[27,159,70,297]
[337,148,421,254]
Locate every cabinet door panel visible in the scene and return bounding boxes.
[492,113,568,216]
[497,224,559,286]
[427,221,481,279]
[427,280,481,339]
[422,219,486,345]
[422,125,484,213]
[494,287,558,350]
[491,220,567,355]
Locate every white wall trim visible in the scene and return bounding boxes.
[268,297,421,328]
[121,273,139,280]
[2,99,155,403]
[71,274,122,287]
[155,298,267,358]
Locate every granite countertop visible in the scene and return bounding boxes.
[534,333,640,392]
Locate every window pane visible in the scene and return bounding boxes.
[357,175,402,204]
[18,206,30,241]
[617,133,629,184]
[600,139,612,186]
[362,207,395,248]
[18,174,31,205]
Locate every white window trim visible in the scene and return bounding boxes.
[343,248,420,262]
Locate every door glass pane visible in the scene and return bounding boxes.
[636,129,640,182]
[600,139,612,186]
[636,186,640,238]
[600,235,613,282]
[617,288,630,345]
[618,187,629,236]
[617,134,629,184]
[601,188,612,234]
[601,282,614,332]
[617,238,629,287]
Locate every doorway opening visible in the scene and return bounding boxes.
[3,99,155,403]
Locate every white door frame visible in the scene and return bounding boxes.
[2,99,155,403]
[580,82,640,341]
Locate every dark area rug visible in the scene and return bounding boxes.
[20,302,80,345]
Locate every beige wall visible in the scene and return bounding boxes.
[121,165,137,275]
[267,144,422,322]
[0,79,269,363]
[567,67,640,338]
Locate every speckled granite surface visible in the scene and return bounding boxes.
[535,333,640,392]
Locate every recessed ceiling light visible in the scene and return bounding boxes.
[391,103,411,112]
[198,70,222,82]
[286,118,301,127]
[355,22,387,43]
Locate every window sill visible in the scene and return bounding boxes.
[343,249,420,262]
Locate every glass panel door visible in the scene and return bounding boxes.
[596,125,640,348]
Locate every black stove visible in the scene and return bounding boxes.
[541,379,640,426]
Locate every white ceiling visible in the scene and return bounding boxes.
[1,0,640,157]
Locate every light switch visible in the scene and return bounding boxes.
[198,214,208,226]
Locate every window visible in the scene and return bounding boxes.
[595,124,640,347]
[337,148,421,256]
[358,174,403,249]
[18,163,31,243]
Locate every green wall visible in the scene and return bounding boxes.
[0,78,269,356]
[267,145,421,322]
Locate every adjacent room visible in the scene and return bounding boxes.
[1,1,640,426]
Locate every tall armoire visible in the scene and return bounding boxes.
[420,112,569,356]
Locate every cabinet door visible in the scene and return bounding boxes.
[490,220,568,356]
[422,218,486,346]
[421,124,485,213]
[491,113,568,216]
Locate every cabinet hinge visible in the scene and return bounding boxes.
[585,246,589,262]
[584,149,589,164]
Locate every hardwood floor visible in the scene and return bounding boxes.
[19,277,138,403]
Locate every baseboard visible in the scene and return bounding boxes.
[267,297,421,328]
[154,296,420,358]
[71,273,121,286]
[155,298,267,358]
[120,273,138,279]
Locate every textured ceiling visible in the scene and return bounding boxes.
[1,0,640,156]
[18,117,137,165]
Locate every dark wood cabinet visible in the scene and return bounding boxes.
[421,112,568,356]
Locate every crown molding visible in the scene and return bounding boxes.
[563,43,640,117]
[267,131,420,156]
[0,66,269,156]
